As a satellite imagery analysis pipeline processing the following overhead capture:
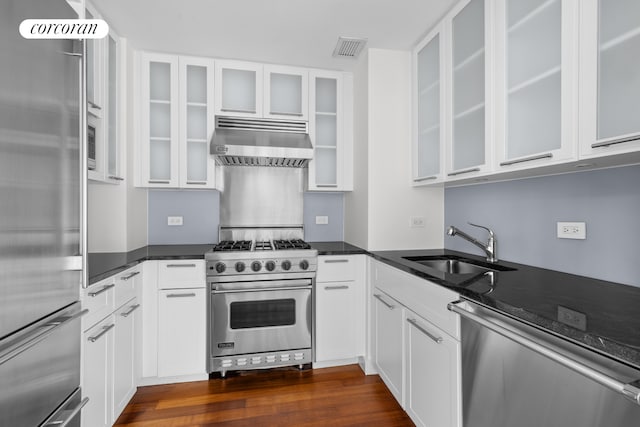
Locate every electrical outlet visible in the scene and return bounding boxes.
[410,216,426,228]
[315,216,329,225]
[167,216,183,226]
[557,222,586,239]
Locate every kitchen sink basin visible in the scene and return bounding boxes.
[403,255,515,275]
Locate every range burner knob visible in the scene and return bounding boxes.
[265,261,276,272]
[281,260,292,271]
[215,262,226,274]
[251,261,262,272]
[299,260,309,270]
[235,262,246,273]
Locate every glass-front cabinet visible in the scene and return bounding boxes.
[446,0,492,181]
[214,61,263,118]
[138,53,217,188]
[263,65,309,120]
[178,57,216,188]
[308,71,353,191]
[579,0,640,158]
[413,24,445,185]
[106,32,123,182]
[494,0,579,171]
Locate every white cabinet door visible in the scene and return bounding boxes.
[82,315,115,427]
[308,70,353,191]
[157,288,206,377]
[446,0,492,181]
[264,65,309,120]
[373,289,404,406]
[494,0,579,171]
[413,23,446,185]
[405,311,461,427]
[112,299,139,422]
[215,60,263,118]
[315,281,364,362]
[178,56,217,188]
[139,52,180,187]
[579,0,640,158]
[104,30,123,183]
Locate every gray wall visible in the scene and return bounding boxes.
[148,190,344,244]
[303,192,344,242]
[148,190,220,245]
[445,165,640,288]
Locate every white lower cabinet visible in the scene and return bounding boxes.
[157,288,206,377]
[373,290,404,405]
[113,299,140,420]
[82,315,115,427]
[371,259,461,427]
[405,310,460,427]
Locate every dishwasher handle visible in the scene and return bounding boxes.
[448,300,640,406]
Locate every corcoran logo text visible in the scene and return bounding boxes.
[20,19,108,39]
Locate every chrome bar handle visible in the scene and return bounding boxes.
[448,300,640,406]
[121,271,140,281]
[414,175,438,182]
[121,304,140,317]
[407,318,443,344]
[220,108,257,114]
[166,293,196,298]
[88,323,115,342]
[87,100,102,110]
[500,152,553,166]
[374,293,396,310]
[42,396,89,427]
[592,133,640,149]
[270,111,304,116]
[186,181,208,185]
[316,184,339,188]
[448,167,480,177]
[324,259,349,264]
[88,283,115,297]
[166,263,197,268]
[148,180,171,184]
[108,175,124,181]
[324,285,349,290]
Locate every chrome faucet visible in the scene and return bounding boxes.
[447,223,498,263]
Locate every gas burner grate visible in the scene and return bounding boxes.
[254,241,273,251]
[273,239,312,250]
[213,240,253,252]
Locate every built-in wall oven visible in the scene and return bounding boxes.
[206,234,317,377]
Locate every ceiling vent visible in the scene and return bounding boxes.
[332,37,367,59]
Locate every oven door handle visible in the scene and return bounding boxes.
[211,279,312,292]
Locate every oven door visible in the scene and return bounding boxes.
[211,286,312,357]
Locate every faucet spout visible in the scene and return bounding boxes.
[447,223,498,263]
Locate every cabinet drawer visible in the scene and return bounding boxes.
[157,260,205,289]
[316,256,357,282]
[114,267,140,309]
[374,260,460,340]
[82,277,116,331]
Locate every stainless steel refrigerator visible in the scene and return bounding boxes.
[0,0,87,426]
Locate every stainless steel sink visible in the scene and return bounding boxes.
[402,255,515,275]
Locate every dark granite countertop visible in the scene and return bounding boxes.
[309,241,368,255]
[371,248,640,370]
[89,244,215,285]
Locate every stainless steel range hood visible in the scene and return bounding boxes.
[210,116,313,167]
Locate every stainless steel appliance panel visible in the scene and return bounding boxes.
[41,387,88,427]
[0,303,83,427]
[0,0,81,339]
[211,287,312,356]
[219,166,303,227]
[457,301,640,427]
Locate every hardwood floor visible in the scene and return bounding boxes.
[115,364,414,426]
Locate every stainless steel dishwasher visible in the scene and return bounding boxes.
[449,300,640,427]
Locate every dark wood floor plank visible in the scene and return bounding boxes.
[115,364,414,427]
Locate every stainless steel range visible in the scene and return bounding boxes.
[206,226,317,377]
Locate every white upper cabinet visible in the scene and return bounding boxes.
[264,65,309,120]
[137,53,217,189]
[494,0,579,171]
[445,0,493,181]
[579,0,640,158]
[105,31,124,183]
[215,60,263,118]
[178,56,217,188]
[308,70,353,191]
[413,23,446,185]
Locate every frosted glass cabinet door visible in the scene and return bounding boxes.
[497,0,578,169]
[580,0,640,157]
[309,74,341,189]
[179,58,216,188]
[140,53,179,187]
[215,61,263,117]
[264,66,309,120]
[106,33,122,181]
[413,25,444,185]
[449,0,487,177]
